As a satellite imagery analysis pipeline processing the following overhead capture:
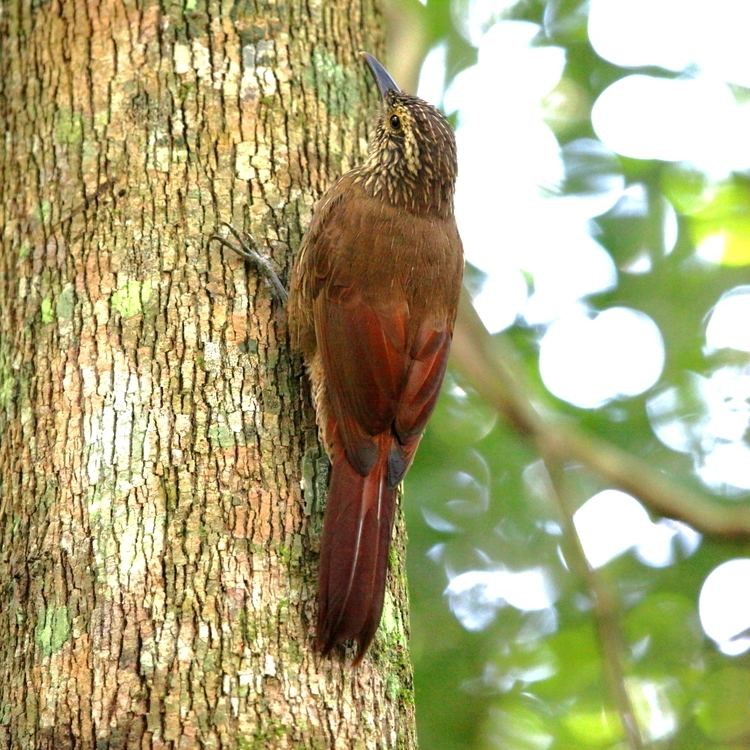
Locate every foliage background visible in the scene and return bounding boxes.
[385,1,750,748]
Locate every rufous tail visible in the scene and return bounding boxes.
[316,443,397,663]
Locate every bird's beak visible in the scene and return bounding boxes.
[361,52,400,98]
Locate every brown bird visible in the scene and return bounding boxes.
[288,53,463,662]
[213,52,463,663]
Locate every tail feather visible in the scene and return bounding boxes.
[316,440,397,661]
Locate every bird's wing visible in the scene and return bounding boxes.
[314,283,409,475]
[314,288,455,485]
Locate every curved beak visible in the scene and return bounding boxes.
[360,52,400,98]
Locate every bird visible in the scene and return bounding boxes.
[287,52,463,663]
[212,52,463,663]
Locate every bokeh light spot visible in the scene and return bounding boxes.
[446,567,556,631]
[699,559,750,655]
[592,75,750,172]
[648,367,750,492]
[539,307,664,408]
[705,286,750,352]
[574,490,649,568]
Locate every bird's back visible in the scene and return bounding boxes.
[288,172,463,360]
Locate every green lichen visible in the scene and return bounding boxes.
[284,635,302,663]
[56,284,75,320]
[237,24,269,46]
[202,649,219,675]
[385,672,401,703]
[388,540,399,568]
[55,110,84,144]
[239,337,258,355]
[110,278,154,319]
[87,480,113,527]
[237,718,287,749]
[275,545,293,565]
[35,605,71,656]
[303,49,361,116]
[40,296,54,324]
[40,478,58,510]
[0,374,15,410]
[36,200,52,223]
[379,590,400,640]
[374,588,411,673]
[94,109,110,129]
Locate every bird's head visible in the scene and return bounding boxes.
[359,52,457,218]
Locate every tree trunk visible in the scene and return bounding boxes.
[0,1,416,748]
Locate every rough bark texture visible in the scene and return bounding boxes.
[0,1,416,748]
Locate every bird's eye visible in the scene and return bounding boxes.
[389,114,401,131]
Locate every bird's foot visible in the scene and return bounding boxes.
[209,222,289,303]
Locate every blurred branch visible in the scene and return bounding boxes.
[541,458,644,749]
[452,291,750,538]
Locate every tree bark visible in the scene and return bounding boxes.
[0,1,416,748]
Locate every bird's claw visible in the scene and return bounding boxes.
[209,222,289,303]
